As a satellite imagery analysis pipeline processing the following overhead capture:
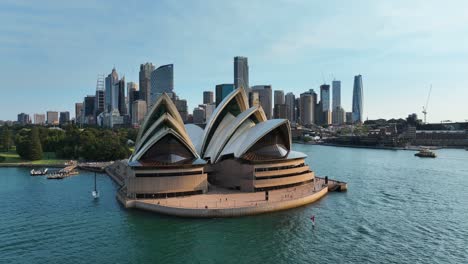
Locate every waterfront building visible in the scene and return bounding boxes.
[33,114,45,125]
[59,111,70,125]
[139,62,155,109]
[17,113,30,125]
[352,75,364,123]
[299,92,314,126]
[332,80,341,110]
[203,91,214,104]
[150,64,174,107]
[285,92,295,123]
[131,100,147,126]
[215,84,235,107]
[123,88,315,200]
[234,56,249,90]
[75,103,83,124]
[46,111,59,125]
[193,107,205,124]
[251,85,272,119]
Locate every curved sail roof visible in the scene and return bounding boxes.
[134,113,192,155]
[199,87,249,156]
[135,93,185,144]
[219,119,291,160]
[184,124,204,153]
[131,127,199,162]
[204,106,267,163]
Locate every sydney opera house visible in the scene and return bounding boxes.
[113,88,342,216]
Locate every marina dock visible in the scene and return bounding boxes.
[46,162,79,179]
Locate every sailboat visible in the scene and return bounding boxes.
[92,172,99,199]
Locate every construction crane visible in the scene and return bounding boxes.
[422,85,432,124]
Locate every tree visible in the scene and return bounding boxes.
[1,127,12,152]
[15,129,31,159]
[28,127,43,160]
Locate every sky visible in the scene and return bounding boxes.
[1,0,468,123]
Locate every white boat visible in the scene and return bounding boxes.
[30,168,48,176]
[92,172,99,199]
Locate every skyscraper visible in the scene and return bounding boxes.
[95,74,105,118]
[193,107,205,124]
[105,68,119,112]
[203,91,214,104]
[285,92,296,123]
[75,103,83,124]
[299,92,314,125]
[332,80,341,109]
[249,91,260,107]
[127,82,139,120]
[174,99,188,123]
[273,104,287,119]
[251,85,272,119]
[150,64,174,107]
[234,56,249,90]
[17,113,30,125]
[33,114,45,125]
[215,84,235,106]
[131,100,147,126]
[84,96,96,124]
[46,111,59,125]
[352,75,364,123]
[320,84,331,125]
[274,90,285,105]
[139,62,155,108]
[332,80,344,125]
[59,111,70,124]
[117,77,126,116]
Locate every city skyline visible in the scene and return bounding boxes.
[1,1,468,122]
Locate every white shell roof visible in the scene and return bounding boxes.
[184,124,204,153]
[219,119,291,160]
[131,127,199,162]
[134,113,191,155]
[199,87,249,156]
[136,93,185,143]
[204,106,267,163]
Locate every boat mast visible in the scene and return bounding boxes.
[94,172,97,192]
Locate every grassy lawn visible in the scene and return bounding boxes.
[0,151,68,165]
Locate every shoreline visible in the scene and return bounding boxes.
[292,141,465,151]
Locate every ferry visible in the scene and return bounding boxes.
[30,168,48,176]
[415,148,436,158]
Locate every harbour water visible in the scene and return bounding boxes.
[1,145,467,263]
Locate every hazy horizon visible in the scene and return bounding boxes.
[1,0,467,123]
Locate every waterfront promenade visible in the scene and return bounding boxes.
[117,178,336,218]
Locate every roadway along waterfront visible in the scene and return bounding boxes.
[0,145,467,263]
